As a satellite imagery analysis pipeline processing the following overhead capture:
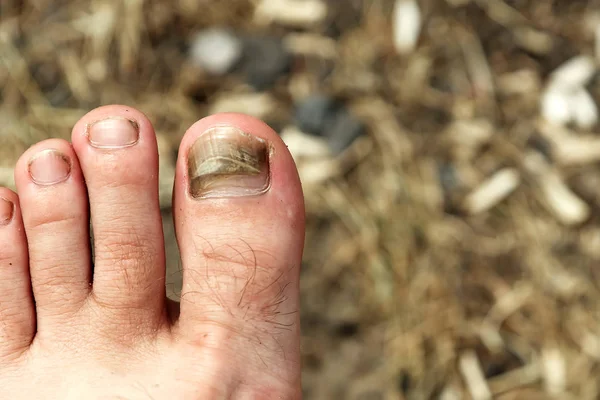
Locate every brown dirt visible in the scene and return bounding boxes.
[2,0,600,399]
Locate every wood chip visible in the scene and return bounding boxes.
[524,151,590,225]
[463,168,521,214]
[547,55,596,91]
[209,92,276,119]
[459,351,492,400]
[392,0,422,54]
[542,348,566,395]
[254,0,328,27]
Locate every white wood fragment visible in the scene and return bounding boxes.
[280,126,331,159]
[392,0,422,54]
[210,93,276,119]
[555,133,600,166]
[254,0,328,27]
[570,87,598,129]
[541,86,572,126]
[497,69,540,95]
[459,351,492,400]
[536,121,600,166]
[542,348,566,395]
[448,119,494,148]
[298,158,339,185]
[512,26,554,55]
[524,152,590,225]
[463,168,521,214]
[541,173,590,225]
[283,33,337,59]
[439,385,463,400]
[547,55,597,91]
[485,283,533,325]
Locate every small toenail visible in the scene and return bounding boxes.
[0,197,14,225]
[188,126,271,198]
[28,149,72,186]
[87,117,140,149]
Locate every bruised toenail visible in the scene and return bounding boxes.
[87,117,140,149]
[0,197,14,225]
[28,149,71,186]
[188,125,270,198]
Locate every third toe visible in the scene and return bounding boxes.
[14,139,91,328]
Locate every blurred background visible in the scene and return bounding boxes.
[2,0,600,398]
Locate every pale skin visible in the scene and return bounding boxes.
[0,106,304,399]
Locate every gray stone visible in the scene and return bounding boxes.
[294,94,338,136]
[294,95,365,154]
[241,36,292,90]
[324,107,365,155]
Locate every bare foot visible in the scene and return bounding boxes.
[0,106,304,399]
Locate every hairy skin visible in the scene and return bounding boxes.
[0,108,304,399]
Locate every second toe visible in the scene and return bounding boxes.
[71,105,167,331]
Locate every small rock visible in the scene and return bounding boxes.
[438,162,458,193]
[325,109,366,155]
[189,28,243,75]
[241,36,292,90]
[294,94,338,135]
[294,95,365,154]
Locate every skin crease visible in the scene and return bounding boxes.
[0,106,304,399]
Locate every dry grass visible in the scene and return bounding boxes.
[3,0,600,399]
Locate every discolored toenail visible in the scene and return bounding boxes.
[87,117,140,149]
[0,197,14,225]
[188,125,271,198]
[28,149,71,186]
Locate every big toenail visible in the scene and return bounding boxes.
[28,149,72,186]
[188,126,271,198]
[88,117,140,149]
[0,197,14,225]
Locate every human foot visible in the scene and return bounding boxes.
[0,106,304,399]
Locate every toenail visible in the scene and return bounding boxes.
[0,197,14,225]
[188,125,271,198]
[87,117,140,149]
[28,149,72,186]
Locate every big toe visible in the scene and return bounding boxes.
[172,114,305,396]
